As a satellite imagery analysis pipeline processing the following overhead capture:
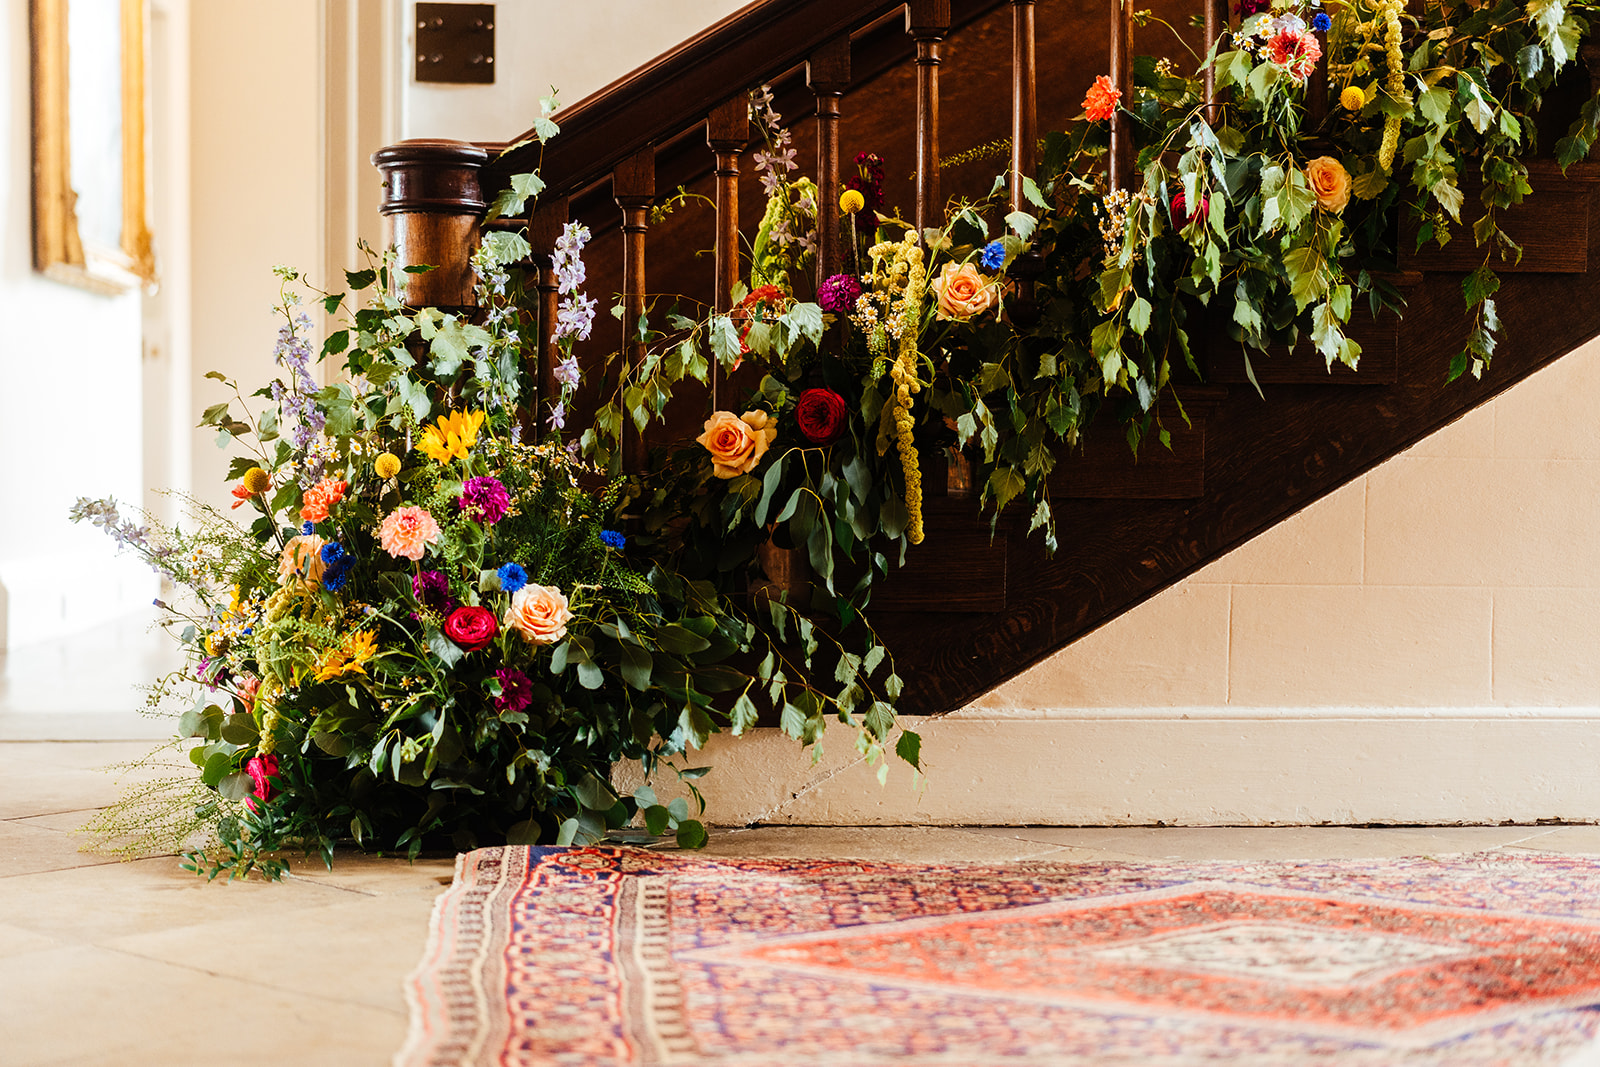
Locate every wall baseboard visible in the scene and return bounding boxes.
[616,711,1600,827]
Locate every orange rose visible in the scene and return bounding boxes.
[1305,156,1351,213]
[277,534,327,584]
[697,410,777,479]
[504,584,573,645]
[932,262,999,321]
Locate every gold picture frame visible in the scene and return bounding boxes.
[30,0,155,293]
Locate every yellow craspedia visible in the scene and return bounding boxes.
[374,452,401,479]
[839,189,866,214]
[241,467,271,494]
[1340,85,1366,111]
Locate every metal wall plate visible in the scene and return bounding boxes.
[415,3,495,84]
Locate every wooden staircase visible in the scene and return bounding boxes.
[374,0,1600,720]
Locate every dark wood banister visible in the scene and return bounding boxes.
[481,0,910,199]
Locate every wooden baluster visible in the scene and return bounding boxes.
[527,195,568,439]
[907,0,951,236]
[707,98,749,315]
[707,97,748,411]
[614,147,655,475]
[371,138,488,308]
[1010,0,1037,215]
[1307,21,1329,133]
[1204,0,1228,125]
[1108,0,1134,193]
[809,35,852,286]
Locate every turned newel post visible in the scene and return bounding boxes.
[372,139,489,307]
[1108,0,1134,192]
[808,35,852,286]
[615,147,655,475]
[907,0,950,237]
[1307,21,1330,131]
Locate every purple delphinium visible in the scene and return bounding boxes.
[817,274,863,314]
[411,570,457,619]
[457,476,511,524]
[271,312,327,462]
[493,668,534,714]
[551,223,596,345]
[552,355,581,388]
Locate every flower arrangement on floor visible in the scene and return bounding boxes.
[77,203,907,880]
[77,0,1600,877]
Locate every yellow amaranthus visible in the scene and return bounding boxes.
[879,230,927,545]
[1377,0,1405,170]
[418,409,486,464]
[314,629,379,683]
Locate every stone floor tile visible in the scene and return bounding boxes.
[1505,825,1600,854]
[105,893,440,1014]
[0,944,404,1067]
[283,851,458,897]
[0,921,61,959]
[696,825,1101,864]
[0,855,358,944]
[0,818,124,878]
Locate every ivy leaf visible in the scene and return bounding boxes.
[895,729,922,769]
[987,467,1027,511]
[1005,210,1037,241]
[345,268,376,290]
[1432,179,1465,221]
[781,302,824,351]
[709,315,741,370]
[1128,297,1153,336]
[1282,245,1327,311]
[730,692,759,735]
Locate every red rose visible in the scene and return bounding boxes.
[795,388,849,446]
[1171,188,1208,226]
[443,606,498,651]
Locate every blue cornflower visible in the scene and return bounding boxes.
[302,520,315,535]
[1311,11,1331,31]
[979,240,1007,272]
[499,563,528,594]
[320,541,355,591]
[599,529,627,550]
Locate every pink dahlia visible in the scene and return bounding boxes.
[457,475,511,524]
[1268,28,1322,83]
[378,505,441,561]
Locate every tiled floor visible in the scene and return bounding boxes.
[6,613,1600,1065]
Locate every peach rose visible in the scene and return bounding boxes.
[504,583,573,645]
[1305,156,1351,213]
[932,262,999,321]
[697,410,778,479]
[377,505,441,561]
[278,534,327,584]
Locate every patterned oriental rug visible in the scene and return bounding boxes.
[396,846,1600,1066]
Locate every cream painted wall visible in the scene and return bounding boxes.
[0,0,155,648]
[186,0,324,517]
[980,338,1600,712]
[400,0,749,142]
